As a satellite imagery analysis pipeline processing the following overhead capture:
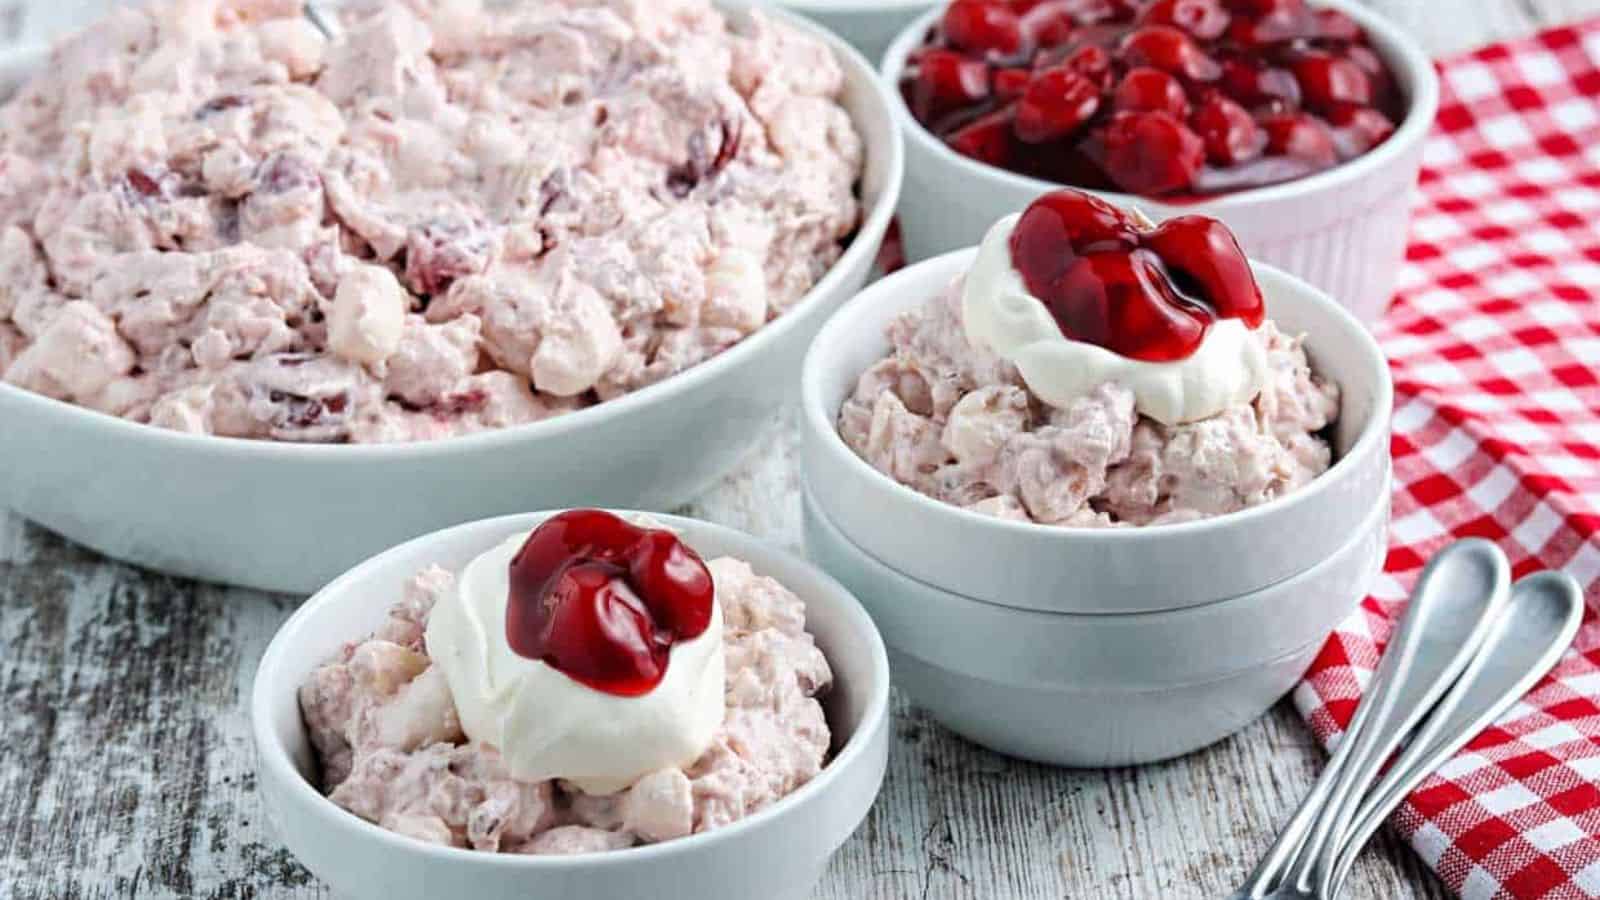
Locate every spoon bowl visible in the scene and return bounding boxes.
[1230,539,1512,900]
[1322,570,1586,896]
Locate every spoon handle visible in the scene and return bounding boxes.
[1230,540,1511,899]
[1320,571,1584,897]
[305,2,341,41]
[1275,539,1512,893]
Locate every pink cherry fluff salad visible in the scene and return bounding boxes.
[839,190,1341,527]
[0,0,862,442]
[299,513,834,854]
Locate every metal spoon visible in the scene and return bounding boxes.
[304,1,340,41]
[1228,539,1512,900]
[1261,539,1514,900]
[1318,570,1585,897]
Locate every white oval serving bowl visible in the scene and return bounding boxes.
[252,511,891,900]
[801,247,1393,614]
[723,0,938,63]
[883,0,1440,322]
[804,483,1385,766]
[0,5,905,594]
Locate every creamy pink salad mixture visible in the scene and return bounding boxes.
[0,0,862,442]
[838,279,1341,527]
[299,556,833,853]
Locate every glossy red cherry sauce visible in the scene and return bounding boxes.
[1009,190,1263,360]
[901,0,1405,197]
[505,509,715,697]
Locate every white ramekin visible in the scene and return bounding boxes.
[882,0,1440,322]
[804,484,1385,766]
[801,248,1393,614]
[723,0,938,63]
[252,511,890,900]
[0,5,905,594]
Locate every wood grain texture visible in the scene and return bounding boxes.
[1,1,1595,898]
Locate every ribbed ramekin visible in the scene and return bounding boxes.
[881,0,1440,323]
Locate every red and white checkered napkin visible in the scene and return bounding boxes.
[1291,20,1600,900]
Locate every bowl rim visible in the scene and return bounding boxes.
[0,2,905,462]
[800,246,1395,542]
[880,0,1442,213]
[251,509,892,869]
[803,467,1390,623]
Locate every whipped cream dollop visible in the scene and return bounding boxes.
[425,531,726,795]
[961,214,1270,425]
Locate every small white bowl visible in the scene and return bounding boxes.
[801,248,1392,614]
[252,511,890,900]
[0,5,905,594]
[803,484,1386,765]
[882,0,1440,322]
[724,0,938,63]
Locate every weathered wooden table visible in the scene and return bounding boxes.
[3,2,1598,897]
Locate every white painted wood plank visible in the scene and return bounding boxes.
[3,1,1597,898]
[1374,0,1598,58]
[676,412,806,555]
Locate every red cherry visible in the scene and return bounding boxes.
[1139,0,1230,40]
[1220,56,1301,107]
[526,563,666,697]
[1314,8,1363,41]
[1043,189,1142,250]
[1101,111,1204,195]
[1143,215,1265,326]
[1022,0,1132,33]
[1019,2,1078,48]
[1223,0,1304,16]
[1007,190,1267,362]
[946,108,1018,166]
[405,218,488,296]
[1223,0,1315,47]
[943,0,1026,56]
[1015,67,1102,143]
[1261,112,1336,165]
[1075,0,1140,22]
[1344,45,1395,100]
[1345,45,1385,78]
[507,509,635,593]
[1113,67,1191,118]
[1324,102,1395,158]
[1190,93,1263,165]
[911,49,992,122]
[505,509,715,696]
[1060,43,1115,89]
[1010,189,1139,290]
[1291,51,1372,110]
[993,66,1033,100]
[1119,24,1220,81]
[1048,250,1209,361]
[626,530,715,639]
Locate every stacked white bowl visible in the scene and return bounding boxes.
[800,248,1394,766]
[881,0,1440,323]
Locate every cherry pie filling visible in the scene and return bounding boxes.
[1009,189,1263,360]
[902,0,1405,196]
[505,510,715,697]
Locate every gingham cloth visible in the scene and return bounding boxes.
[1290,21,1600,900]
